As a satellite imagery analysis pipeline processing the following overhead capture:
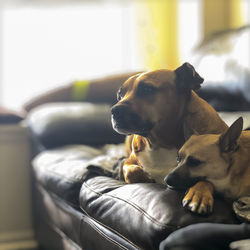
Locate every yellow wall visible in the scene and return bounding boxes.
[135,0,244,70]
[135,0,180,70]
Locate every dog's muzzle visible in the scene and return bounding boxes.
[111,104,154,136]
[165,169,203,190]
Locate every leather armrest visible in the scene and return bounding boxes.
[26,102,125,149]
[80,176,238,249]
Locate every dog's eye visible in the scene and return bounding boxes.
[137,82,157,97]
[186,156,202,167]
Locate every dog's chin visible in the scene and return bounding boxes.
[166,181,190,191]
[112,118,154,136]
[112,125,133,136]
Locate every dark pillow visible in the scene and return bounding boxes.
[26,102,124,149]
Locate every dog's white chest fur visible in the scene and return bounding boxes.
[209,176,239,199]
[137,147,178,184]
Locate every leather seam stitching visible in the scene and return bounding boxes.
[83,182,176,229]
[80,206,141,250]
[81,216,130,250]
[37,183,138,249]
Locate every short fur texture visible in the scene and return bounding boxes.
[167,117,250,213]
[111,63,228,214]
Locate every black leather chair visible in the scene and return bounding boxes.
[26,102,246,250]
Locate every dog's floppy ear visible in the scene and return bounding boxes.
[183,121,199,141]
[219,117,243,152]
[175,62,204,91]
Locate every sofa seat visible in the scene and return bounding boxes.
[33,145,141,249]
[35,183,139,250]
[32,145,103,207]
[32,143,238,250]
[80,176,237,250]
[27,102,250,249]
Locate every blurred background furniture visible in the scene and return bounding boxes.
[0,118,37,249]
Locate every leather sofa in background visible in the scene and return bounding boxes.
[26,99,250,250]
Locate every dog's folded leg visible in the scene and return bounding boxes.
[182,181,214,215]
[123,163,155,184]
[123,140,155,184]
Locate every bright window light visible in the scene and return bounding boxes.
[0,3,139,110]
[178,0,202,65]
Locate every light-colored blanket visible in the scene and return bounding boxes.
[233,197,250,222]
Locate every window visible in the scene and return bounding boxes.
[0,2,140,110]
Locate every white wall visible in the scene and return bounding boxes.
[0,125,37,249]
[0,2,141,110]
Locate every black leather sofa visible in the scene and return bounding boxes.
[24,26,250,249]
[26,97,250,250]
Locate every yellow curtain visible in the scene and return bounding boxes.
[135,0,179,70]
[134,0,244,70]
[202,0,244,39]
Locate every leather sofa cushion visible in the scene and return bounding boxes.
[32,145,103,207]
[35,184,138,250]
[26,102,125,149]
[32,143,126,207]
[80,176,238,250]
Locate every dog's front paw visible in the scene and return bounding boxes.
[123,164,155,184]
[182,181,214,215]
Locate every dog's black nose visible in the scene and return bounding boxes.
[111,104,129,118]
[165,173,177,188]
[111,104,139,125]
[165,172,197,190]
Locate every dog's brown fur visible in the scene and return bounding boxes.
[111,63,228,213]
[167,117,250,213]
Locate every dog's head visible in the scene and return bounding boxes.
[111,63,204,136]
[165,117,243,189]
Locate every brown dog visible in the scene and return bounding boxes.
[166,117,250,213]
[111,63,228,213]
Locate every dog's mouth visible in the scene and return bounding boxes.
[165,172,205,190]
[111,104,154,136]
[112,116,154,136]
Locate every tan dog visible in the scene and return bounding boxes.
[111,63,228,213]
[166,117,250,211]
